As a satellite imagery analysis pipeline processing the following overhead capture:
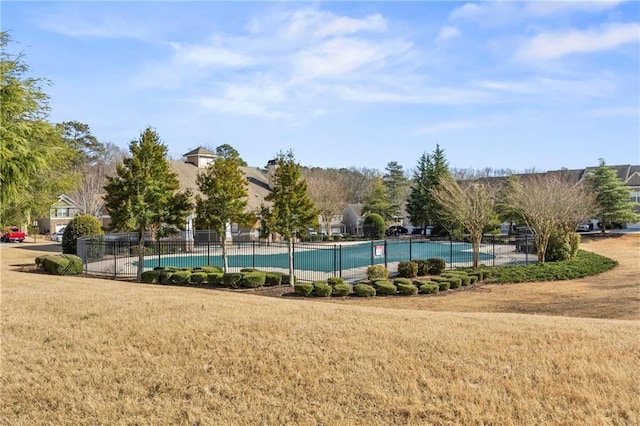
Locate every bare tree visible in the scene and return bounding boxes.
[304,169,347,234]
[554,178,599,253]
[432,176,499,268]
[504,173,596,264]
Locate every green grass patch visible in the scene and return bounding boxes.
[490,250,618,284]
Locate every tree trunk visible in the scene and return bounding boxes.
[288,237,295,287]
[221,231,229,273]
[471,235,480,269]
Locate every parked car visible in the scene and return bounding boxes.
[307,228,317,236]
[576,223,591,232]
[385,225,408,237]
[51,231,64,242]
[1,226,25,243]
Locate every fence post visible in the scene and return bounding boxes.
[207,242,211,266]
[492,235,495,268]
[333,244,337,276]
[252,241,256,269]
[339,245,343,278]
[370,241,374,266]
[409,237,412,261]
[114,241,118,279]
[157,240,161,268]
[450,236,454,270]
[384,240,388,270]
[525,233,529,264]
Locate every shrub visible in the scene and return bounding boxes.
[363,213,385,239]
[294,283,314,297]
[159,271,174,285]
[130,245,157,256]
[141,270,161,284]
[207,272,223,286]
[444,273,471,286]
[241,272,266,288]
[189,271,208,285]
[264,273,283,286]
[373,280,397,295]
[353,284,376,297]
[545,229,572,262]
[447,277,462,289]
[367,265,388,281]
[426,258,446,275]
[332,283,351,297]
[62,214,104,256]
[468,270,484,281]
[198,266,223,273]
[397,283,418,295]
[431,276,450,283]
[397,261,418,278]
[569,233,581,259]
[313,282,333,297]
[42,254,83,276]
[240,268,260,273]
[468,275,478,284]
[415,260,430,276]
[35,255,50,269]
[170,270,191,284]
[281,274,296,285]
[394,277,412,286]
[437,281,450,291]
[327,277,345,287]
[222,273,244,288]
[419,283,439,294]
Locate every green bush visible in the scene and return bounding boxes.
[313,282,333,297]
[419,283,439,294]
[437,281,450,291]
[490,250,618,284]
[189,271,208,285]
[281,274,296,285]
[397,261,418,278]
[444,273,471,286]
[294,283,314,297]
[427,258,446,275]
[170,270,191,284]
[332,283,351,297]
[447,277,462,289]
[353,284,376,297]
[42,254,83,276]
[264,273,283,286]
[394,277,412,286]
[240,268,260,272]
[367,265,388,280]
[545,229,572,262]
[373,280,397,295]
[415,260,430,276]
[35,255,50,269]
[141,270,161,284]
[468,275,478,284]
[431,276,450,283]
[198,266,223,273]
[397,283,418,295]
[62,215,104,256]
[327,277,345,286]
[241,272,266,288]
[467,270,484,281]
[569,233,581,259]
[363,213,385,239]
[131,245,157,256]
[222,273,244,288]
[159,271,174,285]
[207,272,223,285]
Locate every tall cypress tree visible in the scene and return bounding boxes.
[587,159,639,232]
[362,177,394,221]
[407,145,450,230]
[382,161,408,218]
[263,151,317,284]
[104,127,192,281]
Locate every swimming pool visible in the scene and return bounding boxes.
[141,240,493,272]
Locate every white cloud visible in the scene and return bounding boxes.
[449,2,519,26]
[476,77,615,98]
[516,23,640,60]
[170,42,252,68]
[437,26,461,42]
[279,9,387,40]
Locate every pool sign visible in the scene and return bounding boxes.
[374,245,384,257]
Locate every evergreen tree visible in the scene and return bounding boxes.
[406,145,450,230]
[362,177,394,221]
[0,32,78,226]
[103,127,192,281]
[263,151,318,284]
[216,143,247,166]
[588,159,639,232]
[196,150,250,272]
[382,161,408,218]
[57,121,107,165]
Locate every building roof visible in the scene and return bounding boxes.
[183,147,216,157]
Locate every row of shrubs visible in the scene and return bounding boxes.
[293,268,493,298]
[140,266,295,288]
[35,254,83,275]
[365,258,447,282]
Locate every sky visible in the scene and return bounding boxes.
[4,1,639,173]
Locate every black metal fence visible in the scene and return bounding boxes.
[77,234,534,282]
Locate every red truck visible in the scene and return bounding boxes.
[1,227,26,243]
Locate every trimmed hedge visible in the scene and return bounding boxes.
[437,281,450,291]
[374,280,397,295]
[313,282,333,297]
[222,273,244,288]
[394,277,412,286]
[447,277,462,289]
[332,283,351,297]
[415,260,429,276]
[397,261,418,278]
[294,283,314,297]
[141,270,161,284]
[41,254,83,276]
[281,274,296,285]
[159,271,174,285]
[367,265,388,280]
[397,283,418,295]
[427,258,447,275]
[419,283,439,294]
[264,273,283,286]
[354,284,376,297]
[170,270,191,284]
[207,272,223,286]
[189,271,208,285]
[241,272,266,288]
[327,277,345,286]
[198,266,223,273]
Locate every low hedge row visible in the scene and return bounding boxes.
[141,267,295,288]
[35,254,83,276]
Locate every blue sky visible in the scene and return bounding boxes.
[4,1,639,172]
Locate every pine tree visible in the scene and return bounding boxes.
[382,161,408,218]
[103,127,192,281]
[406,145,450,230]
[588,159,639,232]
[362,177,394,221]
[196,150,250,272]
[263,151,318,284]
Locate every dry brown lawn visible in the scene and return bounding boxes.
[1,234,638,425]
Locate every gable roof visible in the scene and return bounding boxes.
[183,147,216,157]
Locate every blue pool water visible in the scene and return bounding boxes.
[142,240,493,272]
